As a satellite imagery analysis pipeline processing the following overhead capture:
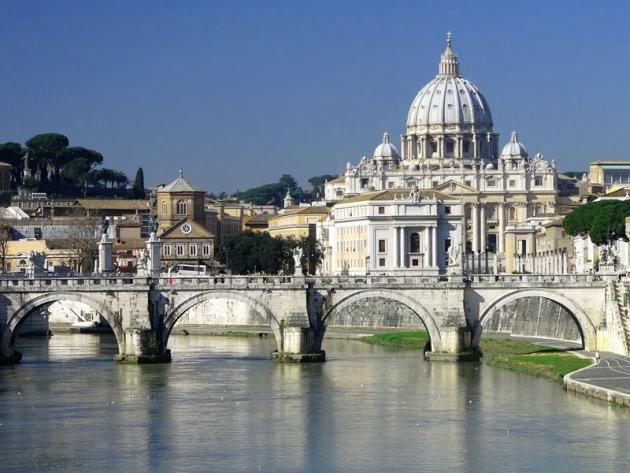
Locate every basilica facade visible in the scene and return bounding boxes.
[322,34,560,275]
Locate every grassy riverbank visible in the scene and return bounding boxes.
[360,331,592,381]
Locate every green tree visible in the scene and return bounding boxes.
[564,200,630,245]
[219,232,295,274]
[298,234,325,275]
[132,167,145,198]
[25,133,70,186]
[308,174,337,199]
[279,174,298,192]
[0,142,25,188]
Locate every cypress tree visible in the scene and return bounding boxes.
[132,167,145,198]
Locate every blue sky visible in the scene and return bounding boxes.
[1,0,629,192]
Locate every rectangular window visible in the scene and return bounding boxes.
[176,244,184,256]
[378,206,385,215]
[387,181,394,189]
[412,259,419,267]
[511,162,518,170]
[163,245,172,256]
[487,178,496,187]
[189,244,197,257]
[202,244,211,256]
[432,180,438,188]
[34,227,42,240]
[535,176,543,186]
[464,180,472,187]
[361,178,369,188]
[509,179,516,187]
[463,141,470,153]
[445,206,451,214]
[446,141,454,153]
[379,257,386,267]
[378,239,386,253]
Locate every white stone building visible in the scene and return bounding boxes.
[319,189,463,275]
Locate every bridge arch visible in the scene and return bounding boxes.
[323,289,443,350]
[474,289,598,351]
[1,292,125,359]
[163,290,282,348]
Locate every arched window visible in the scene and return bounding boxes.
[410,233,420,253]
[176,199,188,215]
[509,207,516,220]
[161,201,167,215]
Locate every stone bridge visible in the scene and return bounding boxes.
[0,273,625,364]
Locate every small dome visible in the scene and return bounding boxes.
[373,132,400,161]
[501,130,528,159]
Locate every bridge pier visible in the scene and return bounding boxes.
[272,325,325,363]
[115,328,171,364]
[424,326,480,361]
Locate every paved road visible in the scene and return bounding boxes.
[569,352,630,396]
[506,336,630,396]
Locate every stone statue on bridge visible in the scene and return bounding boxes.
[447,242,462,273]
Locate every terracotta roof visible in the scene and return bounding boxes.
[77,199,149,211]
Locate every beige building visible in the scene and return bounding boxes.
[588,161,630,192]
[268,206,330,239]
[155,171,216,271]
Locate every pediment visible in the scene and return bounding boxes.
[432,180,479,195]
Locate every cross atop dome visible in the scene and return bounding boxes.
[439,32,459,77]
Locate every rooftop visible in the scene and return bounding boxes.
[159,170,205,193]
[338,189,452,204]
[77,199,149,211]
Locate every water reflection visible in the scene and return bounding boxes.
[1,334,630,473]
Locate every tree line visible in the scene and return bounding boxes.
[0,133,145,198]
[227,174,337,206]
[218,231,324,275]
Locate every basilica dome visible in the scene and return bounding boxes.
[406,34,493,131]
[373,131,399,161]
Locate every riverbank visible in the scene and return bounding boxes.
[360,331,592,382]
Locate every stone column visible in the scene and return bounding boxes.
[562,250,568,274]
[98,233,113,274]
[498,203,505,254]
[400,227,406,269]
[480,204,487,252]
[432,226,438,268]
[472,203,479,254]
[394,227,400,268]
[424,227,431,268]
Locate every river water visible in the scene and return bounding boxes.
[1,334,629,473]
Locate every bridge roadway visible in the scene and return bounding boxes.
[0,273,623,364]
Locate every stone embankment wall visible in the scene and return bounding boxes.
[18,301,106,335]
[483,297,581,342]
[326,297,425,335]
[171,299,269,334]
